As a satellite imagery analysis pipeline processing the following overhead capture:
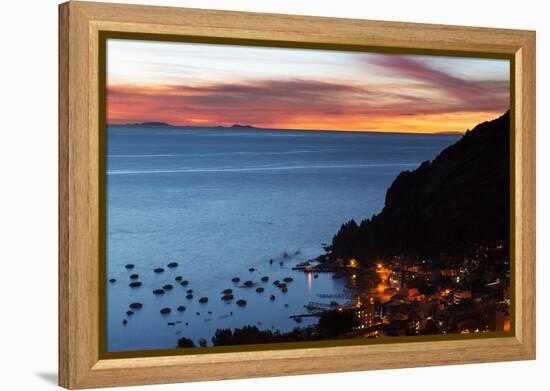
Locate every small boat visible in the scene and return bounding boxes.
[273,280,280,286]
[126,310,134,316]
[167,262,178,268]
[129,302,143,309]
[122,319,128,325]
[186,294,193,299]
[232,277,240,283]
[249,267,256,272]
[261,276,269,282]
[269,294,276,301]
[129,281,142,288]
[186,289,193,294]
[175,276,183,281]
[109,278,116,283]
[236,299,247,306]
[154,268,164,273]
[198,297,209,303]
[163,284,173,290]
[283,277,294,283]
[243,280,254,287]
[160,307,171,314]
[125,264,135,269]
[177,305,186,312]
[282,287,288,293]
[180,280,189,286]
[130,274,139,280]
[222,288,233,294]
[221,294,234,301]
[256,287,264,293]
[153,289,165,295]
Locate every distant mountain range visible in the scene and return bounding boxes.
[327,111,510,264]
[110,121,259,129]
[108,122,463,135]
[121,121,174,127]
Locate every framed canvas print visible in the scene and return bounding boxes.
[59,1,536,389]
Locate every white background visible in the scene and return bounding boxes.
[0,0,547,389]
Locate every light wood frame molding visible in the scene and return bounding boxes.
[59,1,536,389]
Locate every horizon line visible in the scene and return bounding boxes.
[106,122,466,136]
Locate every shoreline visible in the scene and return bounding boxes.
[107,239,510,353]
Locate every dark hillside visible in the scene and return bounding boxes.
[329,111,510,264]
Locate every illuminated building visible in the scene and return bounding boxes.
[353,297,376,329]
[453,289,472,304]
[347,258,358,268]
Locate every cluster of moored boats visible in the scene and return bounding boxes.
[110,260,297,327]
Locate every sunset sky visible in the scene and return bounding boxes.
[107,39,510,133]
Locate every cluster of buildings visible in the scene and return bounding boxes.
[318,244,511,338]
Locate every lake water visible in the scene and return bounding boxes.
[106,125,459,352]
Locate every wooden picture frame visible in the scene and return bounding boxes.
[59,1,536,388]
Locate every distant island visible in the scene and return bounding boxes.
[117,121,175,127]
[230,124,257,129]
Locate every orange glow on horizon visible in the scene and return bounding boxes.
[107,84,503,134]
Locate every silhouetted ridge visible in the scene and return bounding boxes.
[329,111,510,264]
[138,122,173,126]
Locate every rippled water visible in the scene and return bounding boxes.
[105,125,459,352]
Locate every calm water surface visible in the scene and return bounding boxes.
[106,125,459,352]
